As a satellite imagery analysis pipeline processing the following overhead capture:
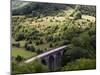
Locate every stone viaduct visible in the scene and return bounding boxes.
[25,45,67,71]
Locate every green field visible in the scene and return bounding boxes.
[12,47,37,59]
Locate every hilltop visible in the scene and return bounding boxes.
[12,0,96,16]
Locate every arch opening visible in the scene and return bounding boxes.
[41,59,47,65]
[56,52,62,67]
[48,55,55,71]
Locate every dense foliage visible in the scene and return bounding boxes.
[62,58,96,71]
[12,1,96,74]
[12,60,49,74]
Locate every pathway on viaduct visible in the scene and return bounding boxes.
[25,45,67,71]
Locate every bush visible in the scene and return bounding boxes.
[71,37,81,47]
[35,41,39,45]
[79,33,91,49]
[62,58,96,71]
[46,35,53,42]
[62,40,69,45]
[25,44,35,52]
[12,42,20,48]
[30,45,35,52]
[15,32,24,41]
[62,46,89,63]
[49,43,53,48]
[39,39,43,44]
[35,48,43,54]
[28,40,32,44]
[15,55,23,62]
[12,60,49,74]
[71,33,91,49]
[90,35,96,49]
[24,42,28,49]
[50,19,53,22]
[88,27,96,36]
[30,61,49,73]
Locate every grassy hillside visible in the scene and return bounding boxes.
[11,1,96,74]
[12,47,37,59]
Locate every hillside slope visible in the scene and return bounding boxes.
[12,0,96,16]
[11,1,96,74]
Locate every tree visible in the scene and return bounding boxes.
[79,33,91,49]
[12,60,49,74]
[12,42,20,48]
[46,35,53,42]
[62,40,70,45]
[36,48,43,54]
[61,58,96,71]
[31,61,49,73]
[71,37,81,47]
[30,45,35,52]
[15,32,24,41]
[88,27,96,36]
[90,35,96,49]
[49,43,53,48]
[40,39,43,44]
[25,44,35,52]
[35,41,40,45]
[28,40,32,44]
[15,55,23,62]
[62,46,89,64]
[71,33,91,49]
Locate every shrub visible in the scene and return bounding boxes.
[28,40,32,44]
[12,60,49,74]
[79,33,91,49]
[49,43,53,48]
[50,19,53,22]
[39,39,43,44]
[12,42,20,48]
[46,35,53,42]
[62,40,69,45]
[15,32,24,41]
[88,27,96,36]
[30,45,35,52]
[62,58,96,71]
[62,46,89,63]
[30,61,49,73]
[15,55,23,62]
[35,48,43,54]
[71,37,81,47]
[71,33,91,49]
[25,44,35,52]
[24,42,28,49]
[90,35,96,49]
[35,41,39,45]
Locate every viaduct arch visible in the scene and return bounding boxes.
[25,45,67,71]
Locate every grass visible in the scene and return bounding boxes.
[12,47,37,59]
[12,9,96,59]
